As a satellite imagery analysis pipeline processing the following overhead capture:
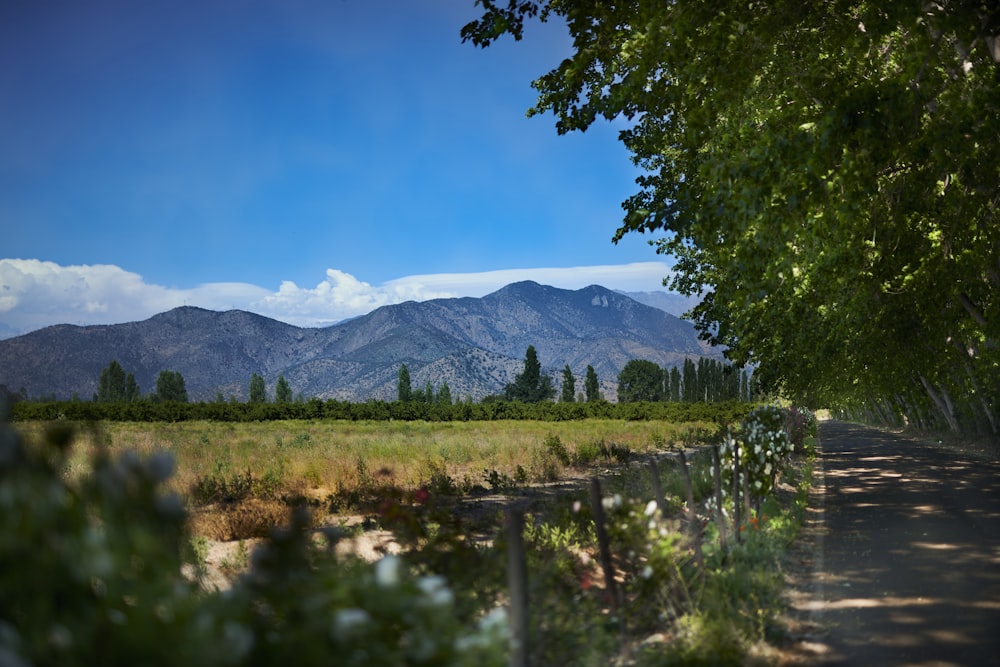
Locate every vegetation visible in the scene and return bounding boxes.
[503,345,555,403]
[96,360,140,403]
[462,2,999,435]
[618,359,665,403]
[11,396,752,424]
[584,364,601,402]
[154,370,188,403]
[274,375,293,403]
[560,364,575,403]
[249,373,266,404]
[3,403,815,665]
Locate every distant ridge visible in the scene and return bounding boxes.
[0,282,720,402]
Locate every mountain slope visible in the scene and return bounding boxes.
[0,282,721,402]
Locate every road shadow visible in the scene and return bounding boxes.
[793,421,1000,666]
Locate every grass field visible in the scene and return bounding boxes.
[17,418,719,504]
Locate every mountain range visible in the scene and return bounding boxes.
[0,281,718,402]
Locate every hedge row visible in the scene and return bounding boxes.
[11,398,753,424]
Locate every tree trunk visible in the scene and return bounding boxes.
[919,375,961,434]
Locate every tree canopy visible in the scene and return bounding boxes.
[154,370,188,403]
[464,2,999,432]
[617,359,664,403]
[96,361,139,403]
[504,345,556,402]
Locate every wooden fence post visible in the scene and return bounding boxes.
[647,459,667,516]
[677,450,705,570]
[711,445,727,550]
[506,510,528,667]
[733,439,742,544]
[589,477,620,613]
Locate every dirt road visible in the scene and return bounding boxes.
[787,421,1000,666]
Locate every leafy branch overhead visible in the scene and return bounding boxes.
[464,2,999,430]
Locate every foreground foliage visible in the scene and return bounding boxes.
[2,404,814,665]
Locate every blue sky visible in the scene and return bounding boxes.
[0,0,674,337]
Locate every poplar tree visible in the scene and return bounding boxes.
[560,365,576,403]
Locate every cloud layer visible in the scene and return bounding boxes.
[0,258,675,338]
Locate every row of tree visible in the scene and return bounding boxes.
[11,395,752,425]
[463,2,998,436]
[96,361,187,403]
[617,358,758,404]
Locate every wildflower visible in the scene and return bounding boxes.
[644,500,658,517]
[332,608,370,639]
[417,575,454,606]
[641,565,654,580]
[375,555,401,587]
[414,487,430,505]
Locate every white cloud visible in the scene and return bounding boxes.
[0,259,675,337]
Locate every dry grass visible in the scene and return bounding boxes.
[18,418,714,495]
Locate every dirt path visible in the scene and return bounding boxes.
[787,421,1000,666]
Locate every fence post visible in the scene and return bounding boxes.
[506,510,528,667]
[711,445,727,550]
[589,477,620,613]
[647,459,667,516]
[678,450,705,569]
[733,439,742,544]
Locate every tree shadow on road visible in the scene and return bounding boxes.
[787,421,1000,666]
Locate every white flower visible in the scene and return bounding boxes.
[644,500,658,517]
[417,575,454,606]
[333,608,371,639]
[222,621,254,658]
[641,565,654,580]
[478,607,509,635]
[602,494,622,511]
[375,555,401,587]
[572,500,582,513]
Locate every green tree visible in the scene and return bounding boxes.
[464,2,999,429]
[504,345,555,402]
[249,373,266,404]
[668,366,681,403]
[584,365,600,402]
[438,381,452,406]
[96,361,139,403]
[560,365,576,403]
[397,364,412,402]
[275,375,292,403]
[617,359,664,403]
[153,370,188,403]
[682,359,697,404]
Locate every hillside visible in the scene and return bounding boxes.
[0,282,720,402]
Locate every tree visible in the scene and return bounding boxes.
[584,365,600,402]
[154,370,188,403]
[438,381,452,406]
[275,375,292,403]
[668,367,681,403]
[249,373,266,404]
[681,359,697,404]
[617,359,664,403]
[464,2,999,430]
[504,345,555,402]
[560,365,576,403]
[397,364,412,403]
[97,361,139,403]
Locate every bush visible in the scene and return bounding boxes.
[0,418,507,667]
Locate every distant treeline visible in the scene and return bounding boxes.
[10,397,753,425]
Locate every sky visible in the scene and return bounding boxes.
[0,0,675,338]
